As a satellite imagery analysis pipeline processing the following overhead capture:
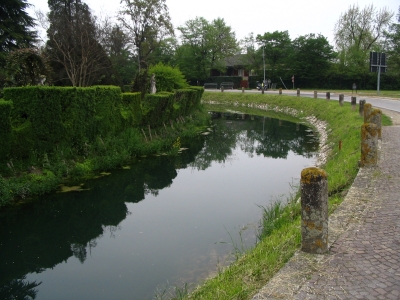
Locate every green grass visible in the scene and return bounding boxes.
[166,92,393,300]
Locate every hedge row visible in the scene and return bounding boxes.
[1,85,203,160]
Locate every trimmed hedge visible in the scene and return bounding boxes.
[2,85,202,159]
[121,92,142,126]
[0,100,12,159]
[4,86,123,153]
[142,93,175,127]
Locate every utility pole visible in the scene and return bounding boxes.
[263,43,265,82]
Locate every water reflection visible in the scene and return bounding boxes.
[191,112,317,170]
[0,111,318,299]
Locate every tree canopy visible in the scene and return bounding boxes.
[45,0,111,86]
[334,4,393,74]
[0,0,37,59]
[177,17,238,82]
[118,0,174,71]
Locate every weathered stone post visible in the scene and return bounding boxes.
[297,88,300,97]
[279,88,282,95]
[242,87,245,93]
[359,100,366,117]
[351,97,357,110]
[339,94,344,106]
[364,103,373,123]
[361,123,378,167]
[326,92,330,100]
[314,91,317,99]
[301,167,328,254]
[221,85,224,92]
[371,109,382,139]
[262,88,264,94]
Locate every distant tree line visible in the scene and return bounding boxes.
[1,1,399,90]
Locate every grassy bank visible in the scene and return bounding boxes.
[0,107,211,208]
[168,92,391,300]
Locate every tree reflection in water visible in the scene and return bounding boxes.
[0,110,318,299]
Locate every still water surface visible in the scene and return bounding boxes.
[0,110,319,299]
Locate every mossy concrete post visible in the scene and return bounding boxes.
[279,88,282,95]
[297,88,300,97]
[364,103,373,123]
[301,167,328,254]
[339,94,344,106]
[359,100,366,117]
[221,86,224,92]
[326,92,330,100]
[371,109,382,139]
[351,96,356,110]
[242,87,245,93]
[314,91,317,98]
[360,123,378,167]
[262,88,264,94]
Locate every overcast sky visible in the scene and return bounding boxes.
[28,0,399,46]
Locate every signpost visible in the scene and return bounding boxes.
[370,52,387,95]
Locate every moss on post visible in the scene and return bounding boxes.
[300,167,328,254]
[360,123,378,167]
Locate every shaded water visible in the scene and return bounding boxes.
[0,110,319,299]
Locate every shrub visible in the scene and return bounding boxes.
[148,63,189,92]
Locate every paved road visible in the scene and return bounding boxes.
[205,89,400,113]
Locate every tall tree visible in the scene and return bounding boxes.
[384,6,400,76]
[45,0,110,86]
[117,0,174,72]
[256,31,292,79]
[177,17,238,82]
[334,4,393,73]
[0,0,37,62]
[289,34,335,87]
[100,24,136,86]
[0,0,37,86]
[239,32,260,74]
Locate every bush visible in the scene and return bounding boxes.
[148,63,189,92]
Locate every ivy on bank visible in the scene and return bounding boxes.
[0,85,206,207]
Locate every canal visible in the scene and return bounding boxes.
[0,109,319,299]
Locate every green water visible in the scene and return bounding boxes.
[0,111,318,299]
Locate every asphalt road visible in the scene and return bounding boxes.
[205,89,400,113]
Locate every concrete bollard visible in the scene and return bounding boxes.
[297,88,300,97]
[242,87,245,93]
[370,109,382,139]
[364,103,373,123]
[339,94,344,106]
[301,167,328,254]
[221,86,224,92]
[351,96,356,110]
[359,99,366,117]
[279,88,282,95]
[314,91,317,99]
[360,123,378,167]
[326,92,330,100]
[262,88,264,94]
